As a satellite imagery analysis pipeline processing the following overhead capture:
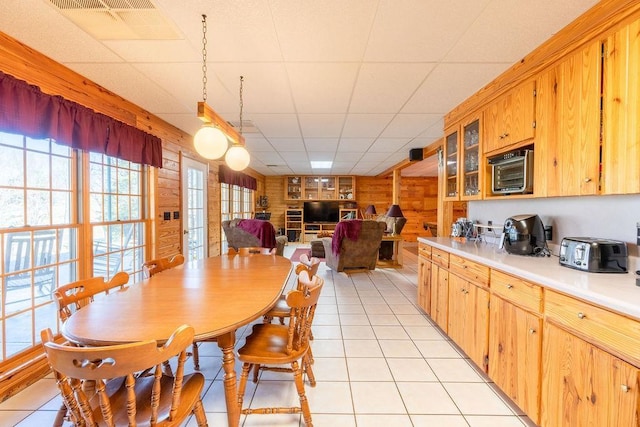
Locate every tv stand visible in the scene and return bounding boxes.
[303,222,336,243]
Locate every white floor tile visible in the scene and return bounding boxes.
[367,314,401,325]
[310,339,345,358]
[372,325,410,339]
[444,383,514,415]
[397,382,460,414]
[306,381,354,414]
[341,325,376,339]
[379,339,422,358]
[427,359,485,383]
[415,340,464,358]
[339,313,370,325]
[356,414,413,426]
[387,358,438,382]
[346,357,394,381]
[343,339,383,357]
[466,415,527,426]
[311,357,349,381]
[411,414,470,426]
[350,382,406,414]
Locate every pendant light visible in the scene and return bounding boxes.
[193,14,228,160]
[225,75,251,171]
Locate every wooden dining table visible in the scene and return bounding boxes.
[62,253,293,427]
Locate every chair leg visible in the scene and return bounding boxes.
[238,363,251,412]
[192,342,200,370]
[52,403,68,427]
[292,360,313,427]
[252,363,260,383]
[192,398,209,426]
[303,353,316,387]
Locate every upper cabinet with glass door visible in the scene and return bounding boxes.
[443,127,459,200]
[285,176,302,200]
[461,116,482,200]
[284,176,355,200]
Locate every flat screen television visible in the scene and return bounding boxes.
[303,201,339,223]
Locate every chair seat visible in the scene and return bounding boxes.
[265,295,290,319]
[238,324,308,365]
[89,372,205,425]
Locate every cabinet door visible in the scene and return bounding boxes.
[602,19,640,194]
[285,176,302,200]
[443,127,460,200]
[448,274,489,371]
[484,80,536,153]
[418,257,432,315]
[488,294,542,424]
[541,322,639,427]
[460,116,482,200]
[430,264,449,332]
[319,176,336,200]
[535,41,601,197]
[337,176,355,200]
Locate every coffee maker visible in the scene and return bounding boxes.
[502,214,549,256]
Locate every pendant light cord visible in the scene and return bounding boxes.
[201,14,208,102]
[239,75,244,135]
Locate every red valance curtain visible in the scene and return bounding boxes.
[0,71,162,168]
[219,165,257,190]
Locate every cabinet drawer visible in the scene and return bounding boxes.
[449,254,489,287]
[545,290,640,366]
[431,248,449,268]
[418,243,432,259]
[491,270,542,314]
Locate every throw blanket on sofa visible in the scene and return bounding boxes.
[331,220,362,255]
[237,219,277,249]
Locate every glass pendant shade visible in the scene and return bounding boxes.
[193,125,228,159]
[225,144,250,171]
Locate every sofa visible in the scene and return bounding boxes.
[222,219,287,256]
[321,220,386,272]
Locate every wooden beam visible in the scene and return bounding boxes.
[197,101,246,146]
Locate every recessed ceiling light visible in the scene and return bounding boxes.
[310,161,332,169]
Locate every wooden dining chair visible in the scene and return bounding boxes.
[54,272,130,322]
[41,324,208,427]
[237,270,324,427]
[263,253,320,324]
[142,253,185,278]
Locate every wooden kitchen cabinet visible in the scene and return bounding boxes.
[541,322,639,427]
[488,270,543,424]
[534,41,601,197]
[602,18,640,195]
[541,289,640,426]
[417,243,432,314]
[447,272,489,370]
[443,115,483,201]
[483,79,536,154]
[429,248,450,332]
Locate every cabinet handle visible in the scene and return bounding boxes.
[577,312,586,319]
[584,177,592,183]
[506,284,514,289]
[499,132,510,139]
[529,328,536,334]
[621,384,630,393]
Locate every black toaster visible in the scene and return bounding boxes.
[559,237,628,273]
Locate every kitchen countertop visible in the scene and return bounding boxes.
[418,237,640,320]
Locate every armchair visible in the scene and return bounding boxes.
[321,220,386,272]
[222,218,287,256]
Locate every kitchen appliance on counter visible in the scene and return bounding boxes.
[501,214,549,256]
[559,237,628,273]
[451,218,475,239]
[488,148,534,195]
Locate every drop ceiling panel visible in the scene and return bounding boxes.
[380,114,442,138]
[368,138,412,153]
[270,0,377,61]
[249,114,301,138]
[209,63,295,114]
[331,152,366,162]
[298,114,345,138]
[279,151,309,163]
[402,63,510,114]
[342,114,394,138]
[364,0,492,62]
[268,138,306,152]
[337,138,375,152]
[243,136,273,152]
[104,39,199,62]
[349,63,436,114]
[286,63,359,113]
[303,138,339,152]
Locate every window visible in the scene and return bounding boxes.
[0,132,78,360]
[89,153,146,283]
[220,183,254,253]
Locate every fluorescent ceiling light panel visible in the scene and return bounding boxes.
[310,161,333,168]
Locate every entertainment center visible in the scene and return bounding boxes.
[283,176,358,243]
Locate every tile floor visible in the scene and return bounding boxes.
[0,243,536,427]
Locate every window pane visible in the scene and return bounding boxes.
[27,189,51,226]
[51,156,71,190]
[118,195,130,220]
[0,146,24,187]
[89,162,103,192]
[25,137,50,153]
[90,193,103,223]
[131,196,141,220]
[50,140,71,157]
[0,132,24,148]
[52,191,71,225]
[5,311,33,357]
[26,151,50,189]
[0,189,25,228]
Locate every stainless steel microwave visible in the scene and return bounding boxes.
[488,149,534,195]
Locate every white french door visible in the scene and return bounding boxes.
[181,156,208,262]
